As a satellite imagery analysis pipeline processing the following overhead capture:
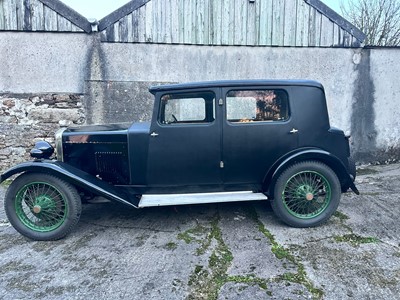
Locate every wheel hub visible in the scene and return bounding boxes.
[305,192,314,201]
[295,185,315,200]
[32,195,56,216]
[33,205,42,214]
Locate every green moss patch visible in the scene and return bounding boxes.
[334,234,380,247]
[334,211,350,221]
[164,242,178,250]
[245,205,324,299]
[0,179,12,187]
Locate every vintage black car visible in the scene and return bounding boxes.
[1,80,358,240]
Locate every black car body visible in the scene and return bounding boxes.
[1,80,358,240]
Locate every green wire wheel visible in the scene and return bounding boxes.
[272,161,341,227]
[5,173,81,240]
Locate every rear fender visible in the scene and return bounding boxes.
[0,160,139,208]
[263,149,359,197]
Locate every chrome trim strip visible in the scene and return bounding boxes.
[55,128,67,161]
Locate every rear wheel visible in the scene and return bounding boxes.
[271,161,340,227]
[4,173,81,240]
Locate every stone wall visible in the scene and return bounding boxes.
[0,94,85,171]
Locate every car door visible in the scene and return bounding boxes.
[146,88,222,188]
[221,86,299,186]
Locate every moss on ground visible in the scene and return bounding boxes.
[333,234,380,247]
[178,223,211,255]
[182,204,362,299]
[185,213,234,300]
[245,205,324,299]
[334,211,350,221]
[0,179,12,187]
[184,211,271,300]
[333,210,381,247]
[164,242,178,250]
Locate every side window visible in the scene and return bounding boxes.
[226,89,289,123]
[160,92,215,124]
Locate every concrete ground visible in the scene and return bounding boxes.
[0,164,399,300]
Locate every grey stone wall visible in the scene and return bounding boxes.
[0,94,85,171]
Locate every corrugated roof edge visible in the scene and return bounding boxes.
[98,0,151,31]
[305,0,366,44]
[39,0,92,33]
[149,80,324,94]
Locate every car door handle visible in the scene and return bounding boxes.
[289,128,299,134]
[150,132,159,137]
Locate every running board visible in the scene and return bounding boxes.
[138,191,268,208]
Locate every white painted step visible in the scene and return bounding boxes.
[138,191,268,208]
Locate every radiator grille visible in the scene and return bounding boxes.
[95,152,129,184]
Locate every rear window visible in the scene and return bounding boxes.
[226,89,289,123]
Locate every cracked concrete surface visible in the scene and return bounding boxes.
[0,164,399,299]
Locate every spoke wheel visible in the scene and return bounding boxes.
[15,182,68,232]
[5,173,81,240]
[282,171,331,219]
[272,161,340,228]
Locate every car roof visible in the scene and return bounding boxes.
[149,79,323,93]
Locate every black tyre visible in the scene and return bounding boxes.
[4,173,82,241]
[271,161,341,228]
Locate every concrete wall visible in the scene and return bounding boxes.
[370,49,400,155]
[0,31,399,171]
[0,32,90,93]
[97,43,358,132]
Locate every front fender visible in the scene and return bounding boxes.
[263,148,359,196]
[1,160,139,208]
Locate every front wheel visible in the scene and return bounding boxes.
[4,173,82,240]
[271,161,341,228]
